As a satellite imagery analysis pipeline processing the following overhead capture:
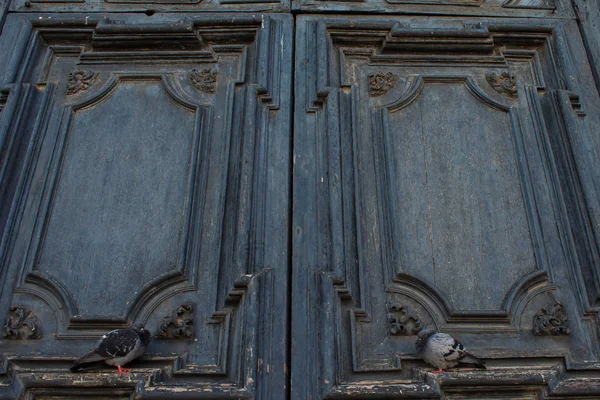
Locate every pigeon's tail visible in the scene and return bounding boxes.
[70,360,106,372]
[70,351,108,372]
[458,353,486,369]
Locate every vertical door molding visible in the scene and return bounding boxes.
[0,13,292,399]
[293,15,600,399]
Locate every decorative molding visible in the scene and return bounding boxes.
[2,305,42,340]
[293,17,600,398]
[368,72,397,97]
[156,301,195,340]
[386,304,423,335]
[382,23,493,54]
[205,274,255,376]
[19,76,211,327]
[0,13,290,399]
[503,0,556,10]
[66,69,98,95]
[561,90,586,116]
[92,17,203,50]
[189,68,218,94]
[485,71,518,98]
[533,302,570,336]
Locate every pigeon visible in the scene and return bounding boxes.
[70,326,151,375]
[415,329,485,373]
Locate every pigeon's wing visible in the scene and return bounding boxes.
[70,328,142,372]
[70,335,114,372]
[96,329,140,358]
[456,348,486,367]
[430,333,467,362]
[434,333,485,367]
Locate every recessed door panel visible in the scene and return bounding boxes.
[0,13,292,399]
[293,14,600,399]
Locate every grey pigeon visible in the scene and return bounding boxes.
[415,329,485,373]
[70,326,151,375]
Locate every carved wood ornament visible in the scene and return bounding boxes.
[2,304,42,340]
[0,11,292,398]
[368,72,398,97]
[485,71,518,98]
[387,304,423,335]
[66,69,98,95]
[189,68,218,93]
[533,302,570,336]
[156,301,195,340]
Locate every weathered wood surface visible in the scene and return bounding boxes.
[573,0,600,95]
[0,12,292,399]
[292,0,572,17]
[9,0,289,15]
[292,13,600,399]
[1,0,600,398]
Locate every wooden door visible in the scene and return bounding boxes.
[0,12,292,398]
[2,0,600,398]
[292,10,600,399]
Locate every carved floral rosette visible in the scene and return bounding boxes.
[156,301,195,340]
[387,304,423,335]
[485,71,518,98]
[2,304,42,340]
[189,68,218,94]
[533,301,570,336]
[66,69,98,95]
[368,72,398,97]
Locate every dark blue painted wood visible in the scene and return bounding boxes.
[1,0,600,398]
[0,13,292,398]
[292,14,600,399]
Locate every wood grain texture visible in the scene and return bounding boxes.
[292,0,570,17]
[293,14,600,399]
[0,13,292,399]
[8,0,289,15]
[1,0,600,397]
[573,0,600,96]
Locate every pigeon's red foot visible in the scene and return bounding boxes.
[432,369,444,374]
[117,366,131,376]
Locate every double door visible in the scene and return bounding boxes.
[0,1,600,398]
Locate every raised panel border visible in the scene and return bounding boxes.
[0,13,292,399]
[293,15,600,399]
[13,74,208,334]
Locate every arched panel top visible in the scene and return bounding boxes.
[162,74,210,110]
[69,74,210,112]
[384,75,424,112]
[24,271,79,318]
[68,74,120,111]
[464,76,512,111]
[384,75,511,112]
[389,272,453,328]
